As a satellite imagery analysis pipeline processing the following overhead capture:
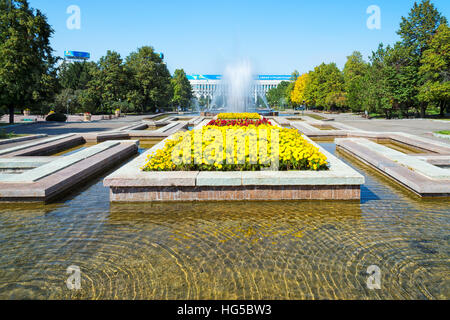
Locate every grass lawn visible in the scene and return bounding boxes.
[307,114,327,121]
[0,129,24,139]
[436,131,450,135]
[152,114,170,121]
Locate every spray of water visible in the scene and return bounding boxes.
[208,59,272,113]
[222,59,254,113]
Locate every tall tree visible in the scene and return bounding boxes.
[290,73,310,106]
[290,70,300,81]
[286,70,300,106]
[0,0,57,123]
[125,46,173,113]
[384,44,419,117]
[59,61,97,91]
[89,51,129,113]
[397,0,447,117]
[171,69,193,109]
[304,63,346,110]
[398,0,447,56]
[364,44,393,118]
[266,81,291,108]
[418,23,450,116]
[343,52,368,112]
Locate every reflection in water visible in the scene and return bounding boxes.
[0,143,448,300]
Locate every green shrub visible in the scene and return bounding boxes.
[46,113,67,122]
[0,129,14,139]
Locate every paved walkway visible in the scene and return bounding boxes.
[339,120,450,142]
[305,112,450,143]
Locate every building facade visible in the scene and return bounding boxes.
[187,75,291,101]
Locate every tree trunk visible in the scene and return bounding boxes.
[420,105,426,118]
[9,105,14,124]
[439,101,445,117]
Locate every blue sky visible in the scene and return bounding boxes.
[29,0,450,75]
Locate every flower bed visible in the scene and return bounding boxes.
[207,118,272,127]
[217,113,261,120]
[142,121,329,172]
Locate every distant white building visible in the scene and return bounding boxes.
[187,75,291,102]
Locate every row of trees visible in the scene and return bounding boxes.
[56,49,193,115]
[0,0,193,123]
[268,0,449,118]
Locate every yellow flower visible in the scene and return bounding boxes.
[141,115,329,172]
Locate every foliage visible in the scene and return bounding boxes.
[198,95,211,108]
[363,44,392,117]
[290,70,300,81]
[303,63,346,110]
[125,46,173,113]
[397,0,447,117]
[291,73,310,106]
[343,52,368,112]
[53,89,81,114]
[418,23,450,116]
[0,0,58,123]
[77,88,101,114]
[0,128,15,139]
[398,0,447,56]
[59,61,97,90]
[55,47,175,115]
[88,50,129,114]
[384,44,420,117]
[279,0,449,118]
[0,105,6,118]
[110,100,135,114]
[266,81,291,108]
[171,69,193,109]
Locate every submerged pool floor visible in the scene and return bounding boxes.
[0,143,448,300]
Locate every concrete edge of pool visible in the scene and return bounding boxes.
[336,138,450,197]
[103,129,366,202]
[0,140,139,202]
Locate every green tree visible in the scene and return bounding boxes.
[89,51,129,113]
[364,44,393,118]
[0,0,57,123]
[125,46,173,113]
[198,95,211,108]
[290,70,300,81]
[266,81,291,109]
[285,70,300,106]
[343,51,368,112]
[59,61,97,91]
[304,63,346,111]
[53,88,80,114]
[78,88,101,114]
[397,0,447,117]
[171,69,193,109]
[418,23,450,116]
[398,0,447,56]
[384,44,419,117]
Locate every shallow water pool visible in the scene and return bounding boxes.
[0,143,448,300]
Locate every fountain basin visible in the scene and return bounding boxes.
[104,135,365,201]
